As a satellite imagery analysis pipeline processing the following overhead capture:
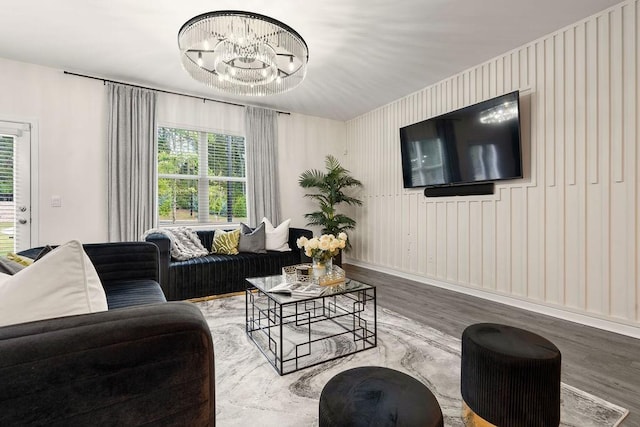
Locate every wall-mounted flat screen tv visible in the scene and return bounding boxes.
[399,91,522,189]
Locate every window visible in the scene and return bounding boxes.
[0,135,14,255]
[157,127,247,225]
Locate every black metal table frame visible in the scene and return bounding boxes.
[245,281,377,375]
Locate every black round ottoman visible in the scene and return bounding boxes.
[319,366,443,427]
[461,323,562,427]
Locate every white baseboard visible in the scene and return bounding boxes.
[346,259,640,340]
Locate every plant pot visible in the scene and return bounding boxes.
[333,251,342,267]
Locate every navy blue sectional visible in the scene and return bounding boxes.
[3,242,215,425]
[19,242,167,308]
[145,227,313,301]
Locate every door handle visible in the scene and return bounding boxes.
[18,219,27,224]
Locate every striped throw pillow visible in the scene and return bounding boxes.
[211,229,241,255]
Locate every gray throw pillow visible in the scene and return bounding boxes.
[0,257,26,275]
[238,222,267,254]
[34,245,54,261]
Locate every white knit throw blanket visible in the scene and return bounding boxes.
[142,227,209,261]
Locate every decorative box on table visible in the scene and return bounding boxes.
[282,264,346,287]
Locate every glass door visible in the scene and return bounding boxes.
[0,121,31,255]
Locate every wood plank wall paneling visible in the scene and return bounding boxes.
[345,0,640,329]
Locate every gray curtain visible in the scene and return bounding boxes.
[245,106,281,226]
[107,82,157,242]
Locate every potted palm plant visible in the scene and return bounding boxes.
[298,155,363,265]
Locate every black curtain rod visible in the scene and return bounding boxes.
[63,71,291,115]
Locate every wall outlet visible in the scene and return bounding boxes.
[51,195,62,207]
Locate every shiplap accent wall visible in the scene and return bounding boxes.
[346,0,639,330]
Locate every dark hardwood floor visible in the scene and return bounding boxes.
[344,264,640,426]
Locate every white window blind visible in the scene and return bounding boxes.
[0,135,15,255]
[157,127,247,225]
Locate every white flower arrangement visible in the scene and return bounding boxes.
[296,232,347,263]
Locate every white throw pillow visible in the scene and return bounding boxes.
[0,272,10,286]
[262,217,291,252]
[0,240,108,327]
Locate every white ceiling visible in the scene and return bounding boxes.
[0,0,622,121]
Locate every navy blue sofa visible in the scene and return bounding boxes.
[145,228,313,301]
[1,242,216,425]
[19,241,167,309]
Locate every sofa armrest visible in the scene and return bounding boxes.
[82,242,160,283]
[0,302,215,426]
[19,242,160,285]
[144,233,172,296]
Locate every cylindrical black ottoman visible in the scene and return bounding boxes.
[461,323,562,427]
[319,366,443,427]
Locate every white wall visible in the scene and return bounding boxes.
[278,113,347,230]
[0,59,107,245]
[0,58,346,245]
[157,92,245,136]
[345,0,640,334]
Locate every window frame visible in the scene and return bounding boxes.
[156,124,248,227]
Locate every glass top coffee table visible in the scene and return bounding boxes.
[245,274,377,375]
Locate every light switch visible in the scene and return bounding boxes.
[51,195,62,207]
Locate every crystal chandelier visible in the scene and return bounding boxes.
[178,11,309,97]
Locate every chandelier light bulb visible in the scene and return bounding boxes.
[197,52,203,67]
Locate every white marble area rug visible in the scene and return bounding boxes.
[196,296,628,427]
